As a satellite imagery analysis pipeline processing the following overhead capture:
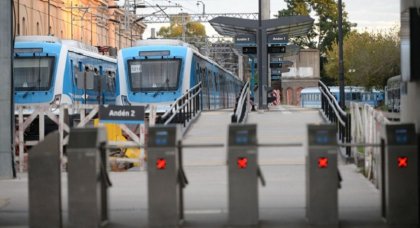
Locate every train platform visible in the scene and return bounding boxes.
[0,106,398,227]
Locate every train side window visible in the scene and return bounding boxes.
[76,65,95,90]
[104,71,116,93]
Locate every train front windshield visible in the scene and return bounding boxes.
[128,59,181,92]
[13,57,55,91]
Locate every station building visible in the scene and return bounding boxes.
[13,0,146,52]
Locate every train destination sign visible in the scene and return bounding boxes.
[99,105,145,124]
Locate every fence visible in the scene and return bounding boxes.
[350,102,390,186]
[15,104,151,172]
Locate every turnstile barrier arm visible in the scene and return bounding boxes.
[178,168,189,188]
[100,142,112,188]
[257,166,266,187]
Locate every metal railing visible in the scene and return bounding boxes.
[14,104,147,172]
[318,81,352,157]
[157,82,202,132]
[232,81,250,123]
[350,102,389,186]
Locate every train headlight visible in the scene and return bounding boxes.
[51,94,61,107]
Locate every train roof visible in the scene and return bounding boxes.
[300,86,383,94]
[300,87,320,93]
[15,36,116,63]
[135,39,199,52]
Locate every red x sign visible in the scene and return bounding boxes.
[156,158,167,170]
[318,157,328,168]
[237,157,248,169]
[397,156,408,168]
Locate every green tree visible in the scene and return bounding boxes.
[157,13,206,39]
[324,29,400,89]
[277,0,353,53]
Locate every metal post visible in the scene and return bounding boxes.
[251,58,255,97]
[257,0,269,110]
[338,0,345,109]
[257,0,263,109]
[71,1,73,39]
[182,15,186,42]
[0,0,14,178]
[48,0,51,35]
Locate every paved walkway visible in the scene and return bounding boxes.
[0,106,401,227]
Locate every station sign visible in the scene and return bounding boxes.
[270,62,283,68]
[235,34,257,45]
[268,34,288,44]
[271,69,282,75]
[271,75,281,81]
[99,105,145,124]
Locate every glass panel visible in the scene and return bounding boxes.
[128,59,181,91]
[13,57,55,91]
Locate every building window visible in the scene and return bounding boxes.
[22,17,26,35]
[36,22,40,35]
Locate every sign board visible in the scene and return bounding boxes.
[242,46,257,55]
[268,34,288,44]
[235,34,256,45]
[270,62,282,68]
[271,69,282,75]
[99,105,145,124]
[271,75,281,81]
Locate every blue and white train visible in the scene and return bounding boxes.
[300,86,384,108]
[14,36,118,107]
[117,39,243,113]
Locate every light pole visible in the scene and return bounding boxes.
[338,0,345,109]
[196,1,205,15]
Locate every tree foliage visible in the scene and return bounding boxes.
[276,0,353,54]
[324,29,400,89]
[157,13,206,38]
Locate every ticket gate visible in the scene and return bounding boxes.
[306,124,338,226]
[28,131,62,228]
[147,125,188,227]
[381,123,418,225]
[67,127,111,228]
[227,124,265,226]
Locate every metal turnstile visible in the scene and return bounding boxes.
[28,131,62,228]
[381,123,418,225]
[147,125,187,227]
[306,124,338,226]
[67,127,111,228]
[227,124,265,226]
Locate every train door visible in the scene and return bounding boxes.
[74,61,95,104]
[206,69,212,110]
[200,67,209,110]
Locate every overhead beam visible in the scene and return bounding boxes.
[141,13,258,23]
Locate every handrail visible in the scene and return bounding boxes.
[232,81,250,123]
[318,80,352,158]
[319,80,346,116]
[157,82,202,133]
[319,89,346,126]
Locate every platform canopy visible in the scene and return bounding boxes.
[209,15,314,37]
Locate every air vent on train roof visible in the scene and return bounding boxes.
[134,39,198,51]
[62,40,99,53]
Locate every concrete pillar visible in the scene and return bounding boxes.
[0,0,14,178]
[400,0,420,132]
[261,0,271,19]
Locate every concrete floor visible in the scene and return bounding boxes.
[0,107,408,227]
